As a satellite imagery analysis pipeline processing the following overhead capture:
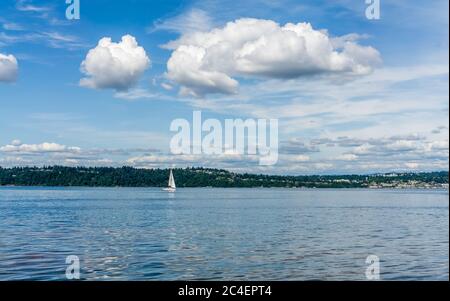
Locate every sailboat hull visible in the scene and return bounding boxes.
[162,187,176,192]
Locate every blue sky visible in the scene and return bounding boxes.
[0,0,448,174]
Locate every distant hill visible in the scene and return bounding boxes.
[0,166,448,188]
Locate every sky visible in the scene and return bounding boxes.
[0,0,448,174]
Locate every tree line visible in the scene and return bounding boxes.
[0,166,448,188]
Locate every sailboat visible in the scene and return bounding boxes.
[163,169,176,192]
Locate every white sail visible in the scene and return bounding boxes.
[168,169,176,189]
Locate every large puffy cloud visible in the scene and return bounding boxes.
[0,53,18,82]
[80,35,150,91]
[166,18,381,97]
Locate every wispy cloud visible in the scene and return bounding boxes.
[0,30,87,50]
[149,8,215,34]
[2,22,25,31]
[15,0,51,13]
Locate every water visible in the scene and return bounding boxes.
[0,187,448,281]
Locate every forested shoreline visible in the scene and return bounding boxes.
[0,166,448,188]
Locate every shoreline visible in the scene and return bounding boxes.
[1,185,448,190]
[1,167,448,189]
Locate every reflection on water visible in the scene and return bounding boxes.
[0,187,448,280]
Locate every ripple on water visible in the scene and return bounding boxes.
[0,187,448,280]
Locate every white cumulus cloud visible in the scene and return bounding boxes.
[80,35,150,91]
[0,141,81,154]
[165,18,381,97]
[0,53,18,83]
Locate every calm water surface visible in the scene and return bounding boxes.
[0,187,448,280]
